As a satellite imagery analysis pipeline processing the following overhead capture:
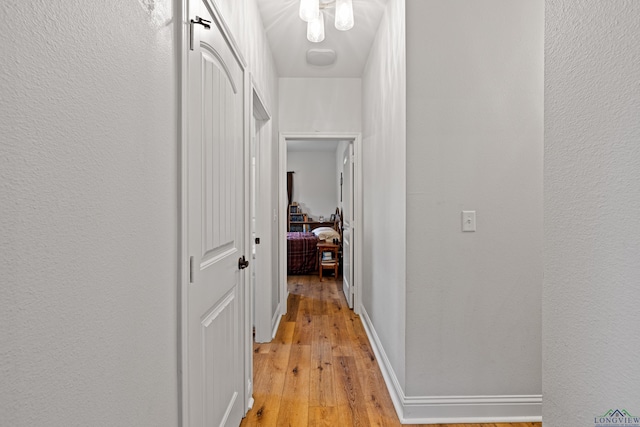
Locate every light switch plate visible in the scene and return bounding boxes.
[462,211,476,232]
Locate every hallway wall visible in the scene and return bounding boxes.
[544,1,640,425]
[360,0,542,422]
[404,0,543,419]
[0,0,278,425]
[279,78,361,133]
[361,0,407,395]
[287,150,338,219]
[1,1,179,425]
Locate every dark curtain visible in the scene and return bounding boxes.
[287,171,294,205]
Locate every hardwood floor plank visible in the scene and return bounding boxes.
[273,318,295,345]
[309,314,336,407]
[352,349,397,426]
[276,343,311,427]
[284,289,300,322]
[333,355,370,427]
[325,286,344,316]
[244,322,295,426]
[309,406,341,427]
[253,343,270,354]
[292,297,314,346]
[328,307,354,357]
[244,355,278,427]
[311,280,328,315]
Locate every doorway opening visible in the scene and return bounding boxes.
[278,133,363,315]
[249,84,277,349]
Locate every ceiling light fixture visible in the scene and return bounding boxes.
[307,11,325,43]
[334,0,354,31]
[299,0,319,22]
[299,0,354,43]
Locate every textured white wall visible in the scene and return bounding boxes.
[279,78,361,132]
[544,1,640,425]
[0,0,279,425]
[287,150,338,219]
[405,0,543,402]
[361,0,407,390]
[0,1,178,425]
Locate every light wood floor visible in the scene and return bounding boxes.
[240,274,541,427]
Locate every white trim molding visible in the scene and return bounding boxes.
[358,305,405,419]
[359,305,542,425]
[278,132,363,318]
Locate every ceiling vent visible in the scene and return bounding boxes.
[306,49,337,67]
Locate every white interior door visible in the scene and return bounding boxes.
[342,143,354,308]
[250,122,259,328]
[187,0,246,425]
[251,99,273,344]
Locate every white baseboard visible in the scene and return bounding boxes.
[358,305,405,417]
[271,304,282,339]
[402,394,542,424]
[358,305,542,425]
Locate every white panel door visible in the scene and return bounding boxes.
[342,144,354,309]
[251,110,271,344]
[188,1,245,425]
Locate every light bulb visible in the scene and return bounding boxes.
[307,11,325,43]
[334,0,354,31]
[299,0,319,23]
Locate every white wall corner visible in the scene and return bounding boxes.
[360,305,542,425]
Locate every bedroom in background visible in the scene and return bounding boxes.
[286,139,342,276]
[281,136,360,311]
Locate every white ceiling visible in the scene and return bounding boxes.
[256,0,388,78]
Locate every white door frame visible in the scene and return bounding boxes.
[179,1,189,425]
[179,0,251,425]
[278,132,363,315]
[342,142,355,308]
[249,80,274,345]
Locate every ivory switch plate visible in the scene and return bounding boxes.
[462,211,476,232]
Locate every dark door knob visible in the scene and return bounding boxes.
[238,256,249,270]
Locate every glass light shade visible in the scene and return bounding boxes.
[307,12,325,43]
[334,0,354,31]
[299,0,319,22]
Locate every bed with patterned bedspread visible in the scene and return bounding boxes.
[286,232,319,274]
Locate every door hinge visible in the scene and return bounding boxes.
[255,237,261,245]
[189,16,211,51]
[189,256,194,283]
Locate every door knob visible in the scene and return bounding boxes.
[238,256,249,270]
